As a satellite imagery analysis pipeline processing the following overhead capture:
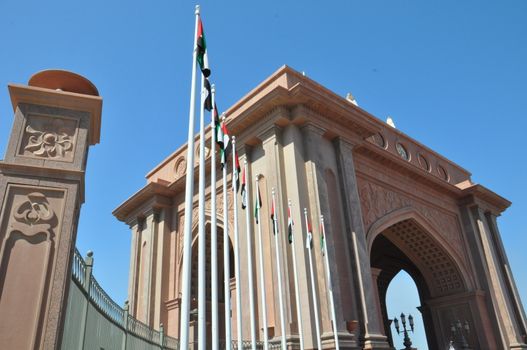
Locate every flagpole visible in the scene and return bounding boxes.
[271,189,287,350]
[210,85,219,350]
[255,177,269,349]
[197,45,207,350]
[303,208,322,350]
[231,137,243,350]
[179,6,200,349]
[321,215,340,350]
[223,122,231,349]
[244,160,257,350]
[288,200,305,350]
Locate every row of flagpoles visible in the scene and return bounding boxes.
[179,6,340,350]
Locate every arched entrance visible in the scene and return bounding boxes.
[185,222,235,347]
[369,214,479,350]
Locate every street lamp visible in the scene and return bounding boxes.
[450,320,471,349]
[392,313,416,350]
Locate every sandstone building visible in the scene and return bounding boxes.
[113,66,527,349]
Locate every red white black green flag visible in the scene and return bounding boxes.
[241,166,247,209]
[196,16,210,77]
[287,206,293,244]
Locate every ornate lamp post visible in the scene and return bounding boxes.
[393,313,416,350]
[450,320,471,349]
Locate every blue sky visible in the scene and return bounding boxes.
[1,1,526,348]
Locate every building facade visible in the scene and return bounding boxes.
[113,66,527,349]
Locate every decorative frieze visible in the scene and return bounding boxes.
[358,180,463,256]
[20,114,77,162]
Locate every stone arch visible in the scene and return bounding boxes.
[366,207,473,294]
[367,208,475,349]
[176,217,235,299]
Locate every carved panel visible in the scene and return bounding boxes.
[174,157,186,178]
[19,114,78,162]
[0,185,65,349]
[358,180,463,255]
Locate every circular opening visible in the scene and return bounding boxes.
[437,165,450,182]
[396,143,409,161]
[417,153,430,172]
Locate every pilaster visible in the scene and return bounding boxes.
[470,206,527,348]
[331,136,390,349]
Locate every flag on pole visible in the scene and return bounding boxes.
[220,121,230,169]
[306,220,313,249]
[204,78,212,111]
[254,183,262,224]
[241,166,247,209]
[320,221,326,256]
[196,16,210,77]
[270,198,275,231]
[287,206,293,244]
[214,106,223,149]
[234,152,241,192]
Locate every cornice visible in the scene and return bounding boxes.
[113,182,175,223]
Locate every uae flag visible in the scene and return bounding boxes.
[320,221,326,256]
[220,121,230,169]
[214,105,223,149]
[270,199,276,235]
[287,206,293,244]
[196,16,210,77]
[203,78,212,111]
[254,183,262,224]
[241,166,247,209]
[234,152,241,192]
[306,220,313,249]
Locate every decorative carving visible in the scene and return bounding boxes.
[10,192,56,237]
[174,157,186,178]
[23,118,75,159]
[359,181,463,254]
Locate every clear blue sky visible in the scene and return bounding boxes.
[1,1,526,348]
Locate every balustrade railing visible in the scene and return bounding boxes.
[70,249,284,350]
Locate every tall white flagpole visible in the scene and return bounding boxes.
[197,45,207,350]
[255,177,268,349]
[223,124,231,349]
[244,160,257,350]
[231,137,243,350]
[288,200,305,350]
[271,189,287,350]
[321,215,340,350]
[303,208,322,350]
[179,5,200,349]
[210,86,219,350]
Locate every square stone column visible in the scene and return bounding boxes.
[0,71,102,349]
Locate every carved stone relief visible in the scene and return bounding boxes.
[0,186,64,350]
[19,114,78,162]
[11,192,57,237]
[174,157,186,178]
[358,180,463,256]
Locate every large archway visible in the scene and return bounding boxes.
[183,222,235,347]
[369,215,478,350]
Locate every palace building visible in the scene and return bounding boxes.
[113,65,527,350]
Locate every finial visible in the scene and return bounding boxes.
[272,188,275,195]
[195,5,200,15]
[221,112,226,122]
[304,208,307,214]
[211,83,215,93]
[288,199,292,206]
[232,135,236,143]
[255,175,259,181]
[244,159,247,165]
[87,250,93,257]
